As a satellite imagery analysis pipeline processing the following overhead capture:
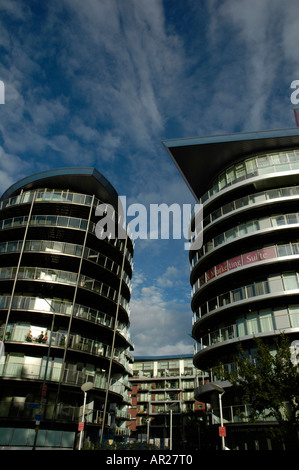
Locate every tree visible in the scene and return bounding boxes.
[217,334,299,449]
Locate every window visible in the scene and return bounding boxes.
[219,292,230,307]
[255,281,268,296]
[268,275,283,292]
[289,305,299,327]
[232,287,245,302]
[208,297,218,311]
[267,189,281,199]
[235,162,246,180]
[286,214,298,224]
[214,233,225,247]
[283,273,299,290]
[218,171,227,190]
[277,244,292,257]
[272,153,288,164]
[272,215,285,227]
[259,310,274,332]
[246,220,259,233]
[246,313,259,334]
[257,155,271,167]
[236,317,246,337]
[226,227,238,241]
[57,216,68,227]
[245,158,257,175]
[226,167,235,185]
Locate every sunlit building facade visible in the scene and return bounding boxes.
[0,168,134,449]
[127,355,204,450]
[164,129,299,450]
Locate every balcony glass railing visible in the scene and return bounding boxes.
[0,399,113,425]
[0,359,127,398]
[0,187,135,251]
[191,212,299,268]
[210,402,280,425]
[195,272,299,318]
[202,184,299,231]
[195,304,299,351]
[1,323,132,373]
[200,150,299,205]
[0,295,132,345]
[0,261,130,314]
[0,236,132,288]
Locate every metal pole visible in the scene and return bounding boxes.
[147,418,150,444]
[219,392,225,450]
[78,391,87,450]
[170,409,173,450]
[2,192,36,340]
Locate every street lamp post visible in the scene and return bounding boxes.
[146,417,151,445]
[78,381,93,450]
[218,390,225,451]
[170,409,173,451]
[210,383,226,450]
[167,403,177,451]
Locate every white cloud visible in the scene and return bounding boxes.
[130,269,193,356]
[156,266,181,288]
[0,146,32,195]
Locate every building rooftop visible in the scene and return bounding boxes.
[163,127,299,200]
[0,167,119,207]
[133,354,193,361]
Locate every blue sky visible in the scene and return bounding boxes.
[0,0,299,356]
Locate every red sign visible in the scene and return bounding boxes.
[206,267,215,281]
[78,422,84,431]
[219,426,226,437]
[228,256,242,270]
[42,384,47,397]
[200,246,278,287]
[242,250,259,265]
[216,261,228,276]
[259,246,276,260]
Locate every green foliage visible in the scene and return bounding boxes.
[217,334,299,448]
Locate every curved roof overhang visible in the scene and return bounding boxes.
[163,127,299,200]
[0,167,119,207]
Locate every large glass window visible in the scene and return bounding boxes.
[246,313,259,334]
[259,310,274,332]
[257,155,271,168]
[283,273,299,290]
[236,317,246,337]
[235,162,246,180]
[226,166,235,185]
[289,305,299,327]
[245,158,257,175]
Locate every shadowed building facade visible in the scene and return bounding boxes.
[164,129,299,450]
[0,168,134,449]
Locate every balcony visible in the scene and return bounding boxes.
[0,399,113,427]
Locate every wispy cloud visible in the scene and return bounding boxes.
[0,0,299,355]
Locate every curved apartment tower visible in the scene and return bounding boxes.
[164,129,299,450]
[0,168,134,450]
